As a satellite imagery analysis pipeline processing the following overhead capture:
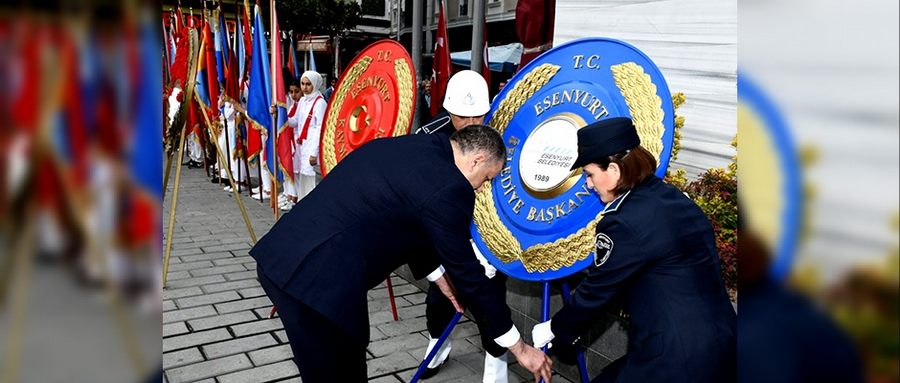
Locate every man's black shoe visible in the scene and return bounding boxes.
[419,364,442,380]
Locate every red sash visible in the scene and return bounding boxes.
[296,96,322,145]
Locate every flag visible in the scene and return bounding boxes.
[431,0,451,117]
[515,0,555,68]
[307,36,317,72]
[126,11,163,247]
[287,33,300,80]
[482,18,491,87]
[234,4,248,86]
[196,13,219,114]
[241,0,252,81]
[245,3,273,167]
[221,5,240,101]
[213,8,227,86]
[52,31,89,189]
[271,1,290,182]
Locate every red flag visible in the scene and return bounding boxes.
[431,0,451,117]
[271,0,293,181]
[201,13,219,112]
[241,0,252,83]
[515,0,555,69]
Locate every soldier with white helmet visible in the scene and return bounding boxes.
[415,70,510,382]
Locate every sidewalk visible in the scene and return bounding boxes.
[162,163,572,382]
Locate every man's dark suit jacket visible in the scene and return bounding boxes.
[250,134,513,344]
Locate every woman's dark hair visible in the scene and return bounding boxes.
[596,145,657,195]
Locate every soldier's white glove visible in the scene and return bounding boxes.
[532,320,554,349]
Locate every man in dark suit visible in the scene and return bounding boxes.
[250,125,553,382]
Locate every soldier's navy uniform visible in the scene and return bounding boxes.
[547,118,737,383]
[414,110,452,138]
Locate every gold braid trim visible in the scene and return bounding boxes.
[392,58,414,136]
[520,212,605,273]
[489,64,561,135]
[473,64,560,265]
[611,62,666,163]
[321,56,373,173]
[476,62,668,274]
[473,183,522,263]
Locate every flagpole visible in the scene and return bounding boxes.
[195,93,258,244]
[162,120,189,287]
[270,0,279,220]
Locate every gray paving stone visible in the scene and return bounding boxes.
[167,260,215,272]
[230,318,284,337]
[163,322,190,337]
[202,278,260,294]
[367,333,429,358]
[273,330,289,343]
[175,290,242,308]
[217,360,299,383]
[187,311,258,331]
[211,256,255,266]
[367,351,420,379]
[202,333,278,359]
[254,306,278,318]
[223,270,257,281]
[377,316,428,337]
[248,344,294,366]
[165,271,191,280]
[178,251,237,263]
[369,375,402,383]
[189,264,247,278]
[162,286,204,300]
[165,274,227,289]
[202,242,251,253]
[165,354,252,383]
[169,248,203,258]
[163,328,232,353]
[238,287,266,298]
[163,305,217,324]
[370,326,387,342]
[162,348,204,369]
[215,296,272,313]
[163,300,177,312]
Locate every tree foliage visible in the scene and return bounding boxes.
[276,0,362,38]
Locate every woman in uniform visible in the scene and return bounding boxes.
[532,117,736,383]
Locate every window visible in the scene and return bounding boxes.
[361,0,386,17]
[459,0,468,16]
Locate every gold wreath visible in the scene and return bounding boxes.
[321,56,373,173]
[474,62,668,273]
[393,58,414,136]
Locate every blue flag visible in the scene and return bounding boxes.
[246,4,276,179]
[134,11,163,200]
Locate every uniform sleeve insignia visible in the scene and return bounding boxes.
[594,233,614,267]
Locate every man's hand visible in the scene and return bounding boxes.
[532,320,554,349]
[508,339,553,382]
[309,156,317,166]
[433,274,464,313]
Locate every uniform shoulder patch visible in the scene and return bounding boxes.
[594,233,614,267]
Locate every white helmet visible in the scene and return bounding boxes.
[442,70,490,117]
